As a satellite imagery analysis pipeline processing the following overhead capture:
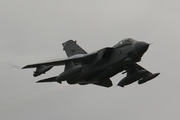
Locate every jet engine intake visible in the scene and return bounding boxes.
[56,65,83,83]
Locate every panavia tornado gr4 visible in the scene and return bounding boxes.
[22,38,160,87]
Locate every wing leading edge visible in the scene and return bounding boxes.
[22,52,97,69]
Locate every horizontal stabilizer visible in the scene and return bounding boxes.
[36,76,57,83]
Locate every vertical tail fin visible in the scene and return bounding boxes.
[62,40,87,57]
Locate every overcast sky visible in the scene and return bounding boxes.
[1,0,180,120]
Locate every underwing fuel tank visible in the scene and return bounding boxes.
[138,73,160,84]
[33,65,53,77]
[118,70,147,87]
[56,65,83,83]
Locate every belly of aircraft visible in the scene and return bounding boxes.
[67,60,126,85]
[81,62,126,84]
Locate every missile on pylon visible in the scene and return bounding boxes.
[138,73,160,84]
[118,70,147,87]
[33,65,53,77]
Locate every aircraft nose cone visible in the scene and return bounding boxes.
[135,42,149,54]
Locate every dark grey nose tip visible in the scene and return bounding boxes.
[135,42,149,54]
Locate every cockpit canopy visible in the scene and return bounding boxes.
[113,38,136,48]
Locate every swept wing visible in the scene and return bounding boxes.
[22,52,97,69]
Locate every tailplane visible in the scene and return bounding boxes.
[62,40,87,57]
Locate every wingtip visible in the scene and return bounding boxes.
[154,73,160,77]
[21,66,28,69]
[21,65,34,69]
[36,80,45,83]
[21,66,26,69]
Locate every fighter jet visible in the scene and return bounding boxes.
[22,38,160,87]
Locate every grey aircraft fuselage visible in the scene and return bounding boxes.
[22,38,160,87]
[65,40,148,85]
